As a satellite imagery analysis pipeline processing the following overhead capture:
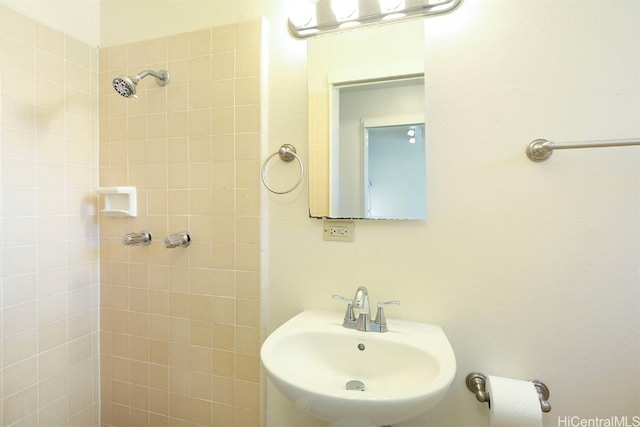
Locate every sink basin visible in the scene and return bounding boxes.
[261,310,456,427]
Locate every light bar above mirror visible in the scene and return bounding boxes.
[288,0,462,38]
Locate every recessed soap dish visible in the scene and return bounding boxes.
[96,186,137,217]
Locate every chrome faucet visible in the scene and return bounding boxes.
[333,286,399,333]
[353,286,371,331]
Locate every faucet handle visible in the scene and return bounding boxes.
[373,300,400,332]
[377,300,400,308]
[332,294,352,304]
[332,294,356,327]
[122,230,152,246]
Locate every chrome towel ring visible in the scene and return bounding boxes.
[261,144,304,194]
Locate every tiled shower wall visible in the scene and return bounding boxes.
[98,21,262,426]
[0,5,100,426]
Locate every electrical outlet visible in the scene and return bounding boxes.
[323,220,355,242]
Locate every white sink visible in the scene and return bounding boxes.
[261,310,456,427]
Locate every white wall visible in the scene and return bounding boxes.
[265,1,640,426]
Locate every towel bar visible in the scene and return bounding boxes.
[526,138,640,162]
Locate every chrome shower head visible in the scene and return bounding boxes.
[112,69,170,98]
[112,75,138,97]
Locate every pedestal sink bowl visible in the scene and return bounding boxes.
[261,310,456,427]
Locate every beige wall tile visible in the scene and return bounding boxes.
[189,28,212,57]
[97,20,262,426]
[190,372,212,400]
[236,407,261,427]
[2,357,38,397]
[212,402,234,425]
[189,320,212,347]
[166,85,189,112]
[211,106,234,134]
[211,25,235,53]
[190,397,212,425]
[236,76,260,105]
[235,380,260,411]
[149,364,169,391]
[236,326,260,356]
[236,48,260,78]
[211,351,234,379]
[235,105,260,133]
[2,385,38,425]
[168,33,189,60]
[236,271,260,299]
[235,132,260,160]
[169,392,190,420]
[169,367,190,395]
[189,83,212,110]
[2,329,37,368]
[38,396,68,426]
[149,389,169,416]
[212,375,235,405]
[236,243,260,272]
[236,298,260,327]
[212,324,235,351]
[130,383,150,410]
[39,372,67,408]
[236,21,260,50]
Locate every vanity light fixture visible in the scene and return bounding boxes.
[288,0,463,38]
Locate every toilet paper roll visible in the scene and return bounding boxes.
[486,375,542,427]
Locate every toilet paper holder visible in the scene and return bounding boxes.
[465,372,551,413]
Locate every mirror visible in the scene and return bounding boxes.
[308,20,426,219]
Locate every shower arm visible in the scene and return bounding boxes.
[135,70,170,85]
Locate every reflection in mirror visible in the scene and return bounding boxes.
[331,78,426,219]
[307,20,426,220]
[365,121,426,219]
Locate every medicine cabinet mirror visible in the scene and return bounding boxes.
[307,20,426,219]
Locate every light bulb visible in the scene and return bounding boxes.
[331,0,358,21]
[289,0,317,28]
[379,0,404,12]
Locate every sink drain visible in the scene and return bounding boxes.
[346,380,365,391]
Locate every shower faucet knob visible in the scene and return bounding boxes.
[163,231,190,248]
[122,230,152,246]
